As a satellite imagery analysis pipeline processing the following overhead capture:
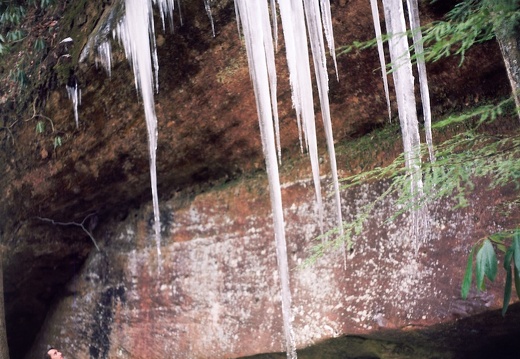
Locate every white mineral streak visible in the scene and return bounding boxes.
[277,0,324,232]
[406,0,435,162]
[369,0,391,121]
[382,0,424,249]
[233,2,297,358]
[302,0,345,266]
[116,0,162,261]
[66,82,81,128]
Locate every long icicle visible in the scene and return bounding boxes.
[369,0,391,121]
[116,0,162,266]
[277,0,324,233]
[319,0,338,79]
[406,0,435,162]
[234,1,297,357]
[303,0,345,267]
[382,0,423,250]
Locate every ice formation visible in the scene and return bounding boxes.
[302,0,345,265]
[204,0,216,37]
[95,40,112,77]
[383,0,422,177]
[234,2,297,356]
[83,0,343,355]
[371,0,434,163]
[277,0,325,234]
[369,0,391,121]
[406,0,435,162]
[381,0,427,250]
[115,0,162,260]
[235,0,344,355]
[66,81,81,128]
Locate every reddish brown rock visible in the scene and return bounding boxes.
[23,173,520,358]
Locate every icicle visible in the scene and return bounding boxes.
[318,0,338,79]
[66,81,81,128]
[234,2,297,357]
[154,0,175,31]
[369,0,391,121]
[382,0,420,166]
[406,0,435,162]
[95,40,112,77]
[151,19,160,93]
[204,0,216,37]
[262,2,282,165]
[177,0,183,26]
[270,0,278,50]
[383,0,424,250]
[277,0,324,233]
[302,0,345,266]
[234,1,241,38]
[116,0,162,265]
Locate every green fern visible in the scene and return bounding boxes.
[338,0,519,67]
[9,66,28,87]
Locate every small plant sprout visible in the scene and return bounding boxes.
[53,135,62,149]
[35,120,45,134]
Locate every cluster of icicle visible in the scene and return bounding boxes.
[234,1,343,356]
[371,0,435,249]
[73,0,436,357]
[80,0,343,356]
[371,0,434,161]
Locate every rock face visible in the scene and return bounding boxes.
[0,0,516,358]
[23,174,520,359]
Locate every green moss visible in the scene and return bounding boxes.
[54,0,106,84]
[53,62,73,86]
[240,335,450,359]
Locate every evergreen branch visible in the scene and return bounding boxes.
[337,1,519,68]
[309,97,520,260]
